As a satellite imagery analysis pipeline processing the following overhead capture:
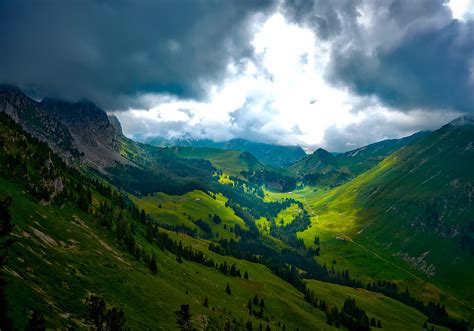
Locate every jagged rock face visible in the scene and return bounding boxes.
[0,85,126,169]
[40,98,125,168]
[108,114,123,135]
[0,85,79,159]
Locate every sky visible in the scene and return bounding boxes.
[1,0,473,152]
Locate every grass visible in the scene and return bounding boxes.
[170,147,260,177]
[263,180,474,322]
[1,179,333,330]
[275,203,302,227]
[135,190,247,240]
[306,280,447,331]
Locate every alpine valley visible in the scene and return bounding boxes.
[0,85,473,331]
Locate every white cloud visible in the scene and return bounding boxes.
[114,11,462,152]
[447,0,474,20]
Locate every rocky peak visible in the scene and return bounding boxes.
[39,98,124,168]
[0,85,126,169]
[108,114,123,136]
[311,148,337,164]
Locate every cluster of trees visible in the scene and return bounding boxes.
[210,234,469,331]
[221,174,265,198]
[247,294,266,318]
[302,171,351,188]
[176,302,274,331]
[85,295,128,331]
[217,179,298,226]
[240,170,297,192]
[305,290,380,330]
[218,261,244,278]
[270,209,310,251]
[145,223,249,279]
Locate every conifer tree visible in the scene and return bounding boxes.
[175,304,193,331]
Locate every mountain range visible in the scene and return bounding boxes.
[135,135,307,168]
[0,85,472,330]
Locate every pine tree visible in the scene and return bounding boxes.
[253,294,259,305]
[377,320,382,328]
[26,311,46,331]
[149,252,158,274]
[203,297,209,308]
[244,271,249,280]
[175,304,193,331]
[259,298,265,308]
[225,283,232,295]
[370,317,376,327]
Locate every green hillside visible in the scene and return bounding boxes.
[288,132,428,188]
[297,116,474,321]
[137,136,307,168]
[0,113,334,330]
[0,91,471,330]
[336,131,429,176]
[162,146,263,176]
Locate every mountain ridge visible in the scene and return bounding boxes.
[135,135,307,168]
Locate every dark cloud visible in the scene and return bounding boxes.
[282,0,361,40]
[321,109,460,152]
[0,0,276,109]
[331,19,474,112]
[283,0,474,113]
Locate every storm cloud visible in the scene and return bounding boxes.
[1,0,473,151]
[282,0,474,113]
[0,0,276,108]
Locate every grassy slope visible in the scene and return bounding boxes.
[336,131,429,176]
[306,280,447,331]
[2,179,333,330]
[275,203,302,227]
[265,122,474,321]
[135,190,247,240]
[163,146,263,177]
[266,184,474,322]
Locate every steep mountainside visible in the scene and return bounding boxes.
[0,86,214,195]
[40,98,124,168]
[0,85,80,159]
[0,85,124,168]
[307,116,474,306]
[289,148,338,176]
[336,131,430,176]
[136,135,307,167]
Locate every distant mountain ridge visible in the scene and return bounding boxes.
[135,135,307,168]
[288,131,430,187]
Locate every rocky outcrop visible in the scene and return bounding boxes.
[40,98,126,169]
[0,85,127,169]
[0,85,79,160]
